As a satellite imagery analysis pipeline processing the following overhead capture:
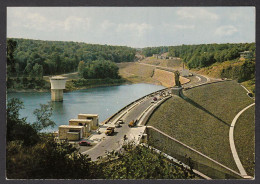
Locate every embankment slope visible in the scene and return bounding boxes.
[146,81,254,172]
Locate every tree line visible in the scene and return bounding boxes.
[168,43,255,68]
[78,59,120,79]
[7,38,136,78]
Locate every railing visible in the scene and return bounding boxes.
[101,87,170,125]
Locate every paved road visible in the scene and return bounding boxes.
[137,62,215,88]
[82,96,156,160]
[229,103,255,178]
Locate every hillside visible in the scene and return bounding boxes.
[140,56,183,70]
[196,60,255,93]
[146,81,254,172]
[118,62,189,87]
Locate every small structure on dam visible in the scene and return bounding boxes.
[50,76,67,102]
[171,70,183,96]
[181,63,190,77]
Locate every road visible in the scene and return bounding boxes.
[82,96,155,160]
[138,62,215,88]
[81,62,216,160]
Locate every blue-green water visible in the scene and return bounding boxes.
[7,83,164,132]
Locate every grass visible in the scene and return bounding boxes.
[195,60,244,79]
[152,69,190,87]
[118,61,189,88]
[140,57,183,69]
[234,105,255,176]
[241,79,255,95]
[118,62,161,85]
[147,80,254,172]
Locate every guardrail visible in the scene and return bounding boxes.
[101,87,170,125]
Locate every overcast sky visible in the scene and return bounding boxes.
[7,7,255,48]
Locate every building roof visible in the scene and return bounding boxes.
[239,51,251,54]
[69,119,92,122]
[78,114,99,117]
[50,76,67,80]
[59,125,84,129]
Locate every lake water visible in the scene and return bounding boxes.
[7,83,164,132]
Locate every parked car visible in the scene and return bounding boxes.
[153,97,157,101]
[79,140,91,146]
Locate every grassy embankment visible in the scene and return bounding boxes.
[140,56,183,70]
[147,80,254,172]
[234,105,255,176]
[118,62,159,84]
[118,62,189,87]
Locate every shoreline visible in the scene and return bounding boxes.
[7,80,162,93]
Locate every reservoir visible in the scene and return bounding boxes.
[7,83,164,132]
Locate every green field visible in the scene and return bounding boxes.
[234,105,255,176]
[147,81,254,172]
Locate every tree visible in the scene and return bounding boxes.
[7,98,39,146]
[78,60,85,77]
[32,102,55,132]
[7,39,17,74]
[98,143,195,179]
[32,63,43,78]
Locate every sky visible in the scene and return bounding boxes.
[7,7,255,48]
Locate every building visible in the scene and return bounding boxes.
[239,51,253,59]
[181,69,189,77]
[69,119,93,135]
[50,76,67,101]
[58,125,84,141]
[78,114,99,127]
[153,54,159,59]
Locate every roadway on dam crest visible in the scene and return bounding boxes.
[80,65,216,160]
[82,96,155,160]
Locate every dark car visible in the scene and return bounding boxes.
[79,140,91,146]
[153,97,157,101]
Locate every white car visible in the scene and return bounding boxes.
[118,120,124,124]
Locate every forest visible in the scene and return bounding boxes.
[7,38,136,90]
[7,38,136,77]
[168,43,255,69]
